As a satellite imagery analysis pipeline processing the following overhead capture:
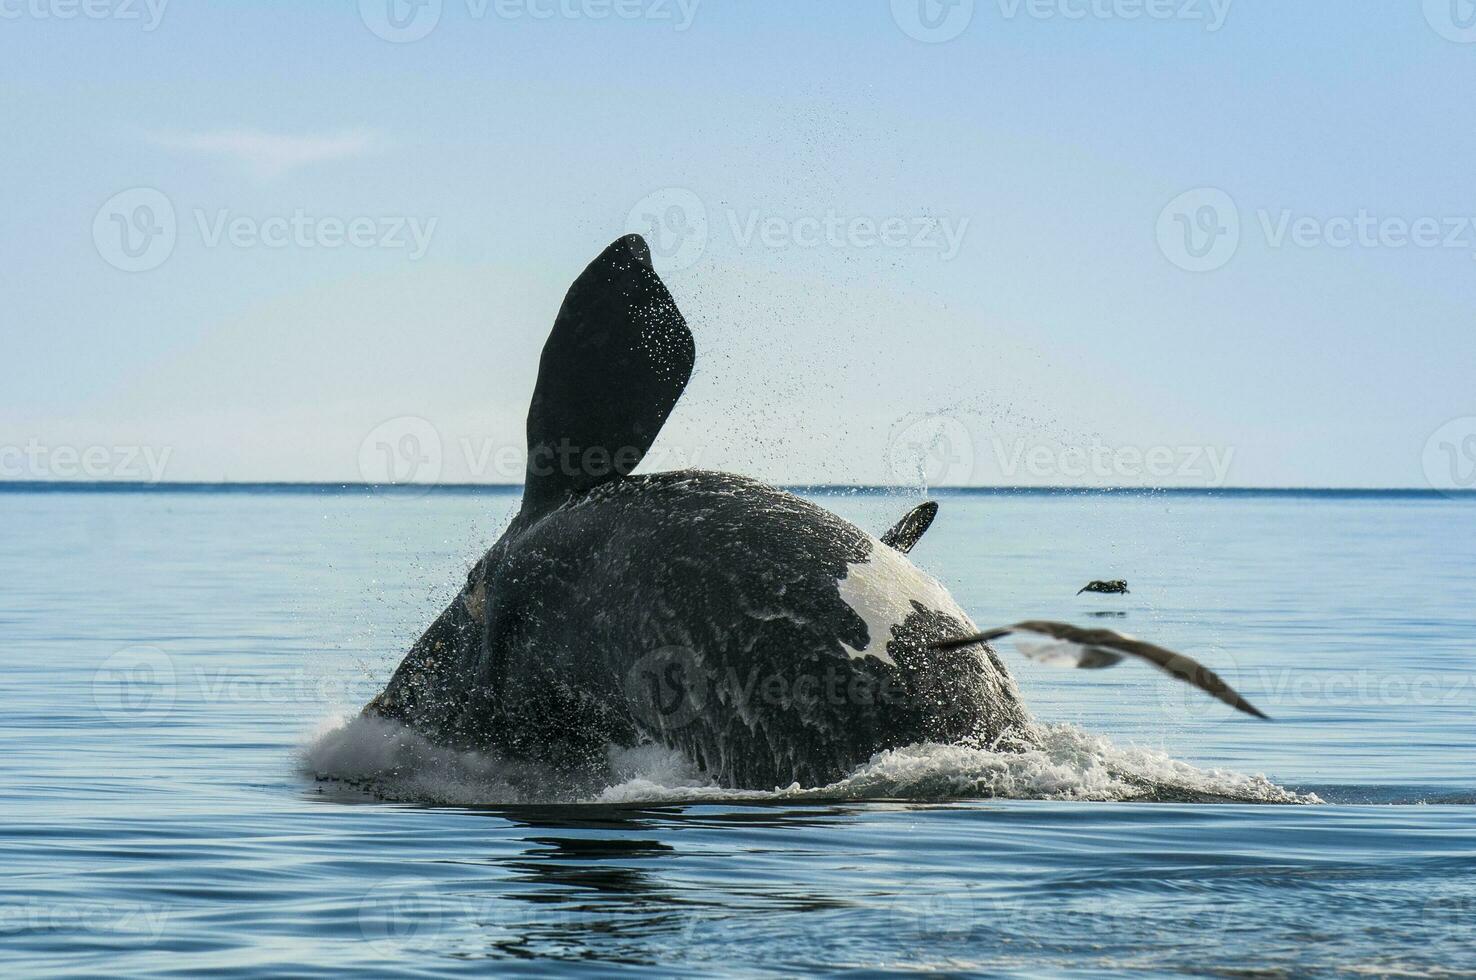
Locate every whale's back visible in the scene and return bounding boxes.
[493,470,1030,789]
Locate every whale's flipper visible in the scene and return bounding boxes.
[521,235,695,517]
[881,501,938,554]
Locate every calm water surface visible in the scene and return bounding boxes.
[2,486,1474,976]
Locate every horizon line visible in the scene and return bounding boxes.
[0,480,1469,497]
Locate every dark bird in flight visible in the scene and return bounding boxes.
[1078,579,1129,595]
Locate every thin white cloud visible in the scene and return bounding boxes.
[149,128,383,180]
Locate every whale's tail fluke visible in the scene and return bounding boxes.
[930,621,1271,720]
[520,235,694,518]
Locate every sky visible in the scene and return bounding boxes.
[2,0,1474,489]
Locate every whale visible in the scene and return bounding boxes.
[363,234,1265,791]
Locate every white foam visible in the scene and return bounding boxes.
[301,714,1319,806]
[302,712,564,805]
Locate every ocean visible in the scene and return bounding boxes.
[3,484,1473,976]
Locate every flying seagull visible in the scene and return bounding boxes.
[929,621,1269,719]
[1078,579,1129,595]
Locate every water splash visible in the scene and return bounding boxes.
[303,713,1318,806]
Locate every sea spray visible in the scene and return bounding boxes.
[303,714,1318,806]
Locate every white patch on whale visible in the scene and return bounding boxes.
[835,538,976,666]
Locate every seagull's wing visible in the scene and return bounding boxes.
[1015,639,1125,669]
[880,501,938,555]
[930,620,1269,719]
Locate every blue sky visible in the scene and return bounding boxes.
[2,1,1474,488]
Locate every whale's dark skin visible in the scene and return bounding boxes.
[364,235,1031,790]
